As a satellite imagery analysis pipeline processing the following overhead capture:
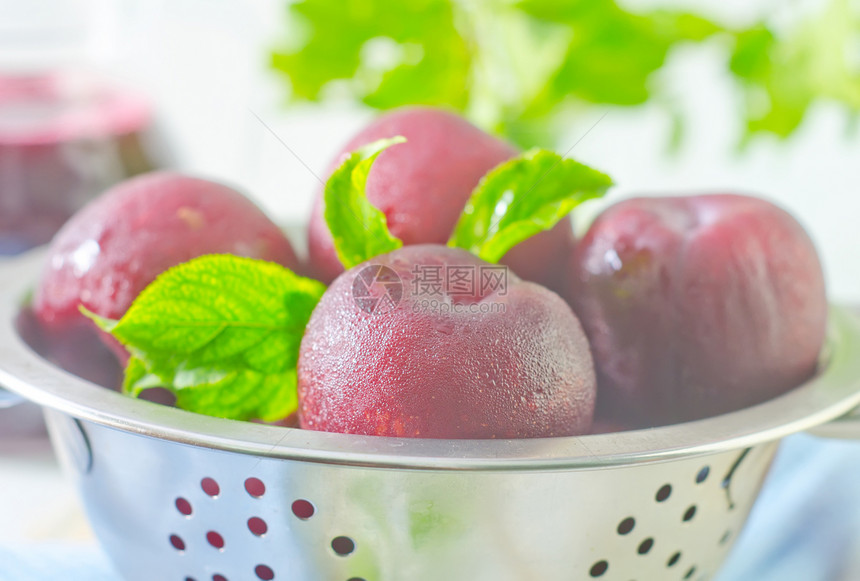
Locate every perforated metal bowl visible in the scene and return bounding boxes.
[2,250,860,581]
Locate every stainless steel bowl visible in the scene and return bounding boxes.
[2,250,860,581]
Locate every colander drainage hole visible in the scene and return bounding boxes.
[292,499,315,520]
[667,552,681,567]
[248,517,268,536]
[255,564,275,580]
[683,505,697,522]
[696,466,710,484]
[169,534,185,552]
[245,477,266,498]
[617,517,635,535]
[719,531,732,546]
[684,566,697,579]
[637,538,654,555]
[201,477,220,497]
[332,536,356,556]
[207,531,225,550]
[589,560,608,577]
[347,578,367,581]
[212,575,227,581]
[176,497,193,516]
[656,484,672,502]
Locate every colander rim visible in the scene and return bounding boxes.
[2,249,860,472]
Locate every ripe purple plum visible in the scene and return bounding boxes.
[307,107,573,289]
[298,245,596,439]
[33,171,300,368]
[567,194,827,426]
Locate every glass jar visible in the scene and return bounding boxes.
[0,72,163,254]
[0,0,167,255]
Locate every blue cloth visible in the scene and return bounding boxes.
[717,433,860,581]
[0,542,120,581]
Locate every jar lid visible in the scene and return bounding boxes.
[0,73,152,145]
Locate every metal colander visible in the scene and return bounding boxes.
[2,250,860,581]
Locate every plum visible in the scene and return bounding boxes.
[33,171,300,368]
[566,194,827,426]
[298,245,596,439]
[307,107,574,289]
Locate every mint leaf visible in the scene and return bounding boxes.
[271,0,471,109]
[83,255,325,421]
[449,149,612,263]
[325,136,405,268]
[729,1,860,141]
[172,369,299,422]
[519,2,723,109]
[123,356,162,394]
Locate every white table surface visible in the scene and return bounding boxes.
[0,433,122,580]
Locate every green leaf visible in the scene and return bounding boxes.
[514,0,598,24]
[271,0,471,109]
[123,356,162,394]
[522,2,724,108]
[729,0,860,141]
[729,25,775,80]
[82,255,325,422]
[173,369,299,423]
[324,136,406,268]
[449,149,612,262]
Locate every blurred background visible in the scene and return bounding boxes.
[0,0,859,578]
